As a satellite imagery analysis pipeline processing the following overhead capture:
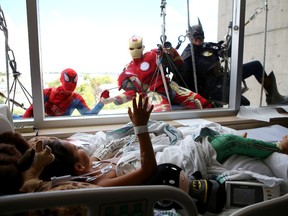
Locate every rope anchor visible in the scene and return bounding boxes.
[0,5,32,114]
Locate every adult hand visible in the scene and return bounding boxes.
[101,97,116,105]
[163,47,175,55]
[100,90,110,99]
[128,94,153,126]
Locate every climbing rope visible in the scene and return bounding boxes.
[245,6,265,26]
[0,5,32,113]
[186,0,198,93]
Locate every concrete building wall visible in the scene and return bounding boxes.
[218,0,288,106]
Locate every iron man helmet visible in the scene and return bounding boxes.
[128,35,145,59]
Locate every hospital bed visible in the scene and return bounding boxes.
[0,185,197,216]
[0,181,287,216]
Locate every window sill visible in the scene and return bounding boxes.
[18,116,288,140]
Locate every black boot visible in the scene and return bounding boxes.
[264,71,288,105]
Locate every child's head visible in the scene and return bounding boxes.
[0,132,30,195]
[39,139,77,181]
[39,139,91,181]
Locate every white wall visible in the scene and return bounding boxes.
[218,0,288,106]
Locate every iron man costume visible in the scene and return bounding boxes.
[23,68,108,117]
[110,35,212,111]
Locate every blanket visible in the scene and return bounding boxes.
[68,120,288,193]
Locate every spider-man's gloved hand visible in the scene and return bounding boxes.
[100,90,110,99]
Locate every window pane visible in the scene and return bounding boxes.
[219,0,288,107]
[2,0,246,129]
[241,0,288,106]
[0,1,32,118]
[36,0,227,119]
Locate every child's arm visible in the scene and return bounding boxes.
[97,94,157,187]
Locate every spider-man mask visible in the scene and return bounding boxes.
[60,68,78,92]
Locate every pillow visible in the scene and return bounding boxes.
[0,113,14,134]
[222,154,274,177]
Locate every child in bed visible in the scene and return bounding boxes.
[37,94,288,213]
[2,94,287,213]
[39,94,179,188]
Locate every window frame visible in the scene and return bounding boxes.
[13,0,246,129]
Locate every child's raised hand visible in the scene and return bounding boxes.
[128,94,153,127]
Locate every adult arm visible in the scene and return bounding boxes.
[22,105,33,118]
[101,90,136,106]
[101,72,138,106]
[76,90,110,115]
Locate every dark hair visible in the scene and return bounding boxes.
[39,140,78,181]
[0,132,30,195]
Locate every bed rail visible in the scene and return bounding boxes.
[0,185,198,216]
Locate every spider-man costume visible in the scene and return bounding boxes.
[23,68,109,118]
[105,35,212,111]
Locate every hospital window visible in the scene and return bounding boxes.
[1,0,249,129]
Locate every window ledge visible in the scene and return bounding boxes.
[18,116,288,140]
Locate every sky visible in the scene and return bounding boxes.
[0,0,219,76]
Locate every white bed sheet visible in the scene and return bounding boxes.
[1,120,285,216]
[238,124,288,142]
[67,121,288,215]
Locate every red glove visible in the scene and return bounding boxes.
[100,90,110,99]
